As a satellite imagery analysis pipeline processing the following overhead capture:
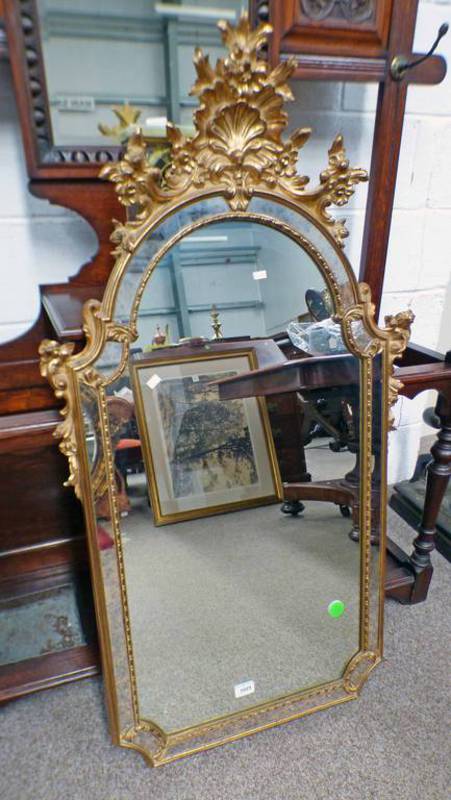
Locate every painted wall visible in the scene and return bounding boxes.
[0,0,450,482]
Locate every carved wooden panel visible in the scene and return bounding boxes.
[300,1,376,24]
[258,0,394,60]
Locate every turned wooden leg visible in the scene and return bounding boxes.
[409,393,451,602]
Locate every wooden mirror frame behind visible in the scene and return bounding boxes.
[4,0,122,177]
[39,14,413,766]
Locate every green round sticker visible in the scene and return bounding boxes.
[328,600,345,618]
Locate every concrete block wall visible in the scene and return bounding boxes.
[0,0,450,482]
[381,0,451,479]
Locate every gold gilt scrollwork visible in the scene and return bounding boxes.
[39,299,139,503]
[39,339,81,499]
[100,13,367,249]
[78,298,137,388]
[338,284,414,428]
[384,308,415,424]
[356,284,414,424]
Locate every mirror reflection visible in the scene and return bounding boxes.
[37,0,247,146]
[135,220,329,345]
[82,219,373,733]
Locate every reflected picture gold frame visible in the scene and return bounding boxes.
[130,348,283,525]
[39,13,414,766]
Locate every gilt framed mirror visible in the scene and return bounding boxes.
[39,14,413,766]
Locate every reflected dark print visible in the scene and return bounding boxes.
[156,372,258,498]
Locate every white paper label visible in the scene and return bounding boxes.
[55,95,95,112]
[146,373,162,390]
[234,680,255,699]
[252,269,267,281]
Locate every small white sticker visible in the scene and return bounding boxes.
[252,269,267,281]
[234,680,255,699]
[192,375,200,383]
[146,373,162,390]
[55,95,95,113]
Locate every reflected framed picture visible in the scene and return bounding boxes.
[130,348,283,525]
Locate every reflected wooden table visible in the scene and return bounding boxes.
[215,346,451,605]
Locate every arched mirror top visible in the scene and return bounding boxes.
[104,196,360,334]
[62,12,414,411]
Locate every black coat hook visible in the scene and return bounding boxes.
[391,22,449,81]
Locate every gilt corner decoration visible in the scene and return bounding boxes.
[40,13,413,767]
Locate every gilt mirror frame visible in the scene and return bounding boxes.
[39,15,413,766]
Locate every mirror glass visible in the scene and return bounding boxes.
[79,217,375,735]
[135,219,328,344]
[36,0,247,146]
[113,198,356,331]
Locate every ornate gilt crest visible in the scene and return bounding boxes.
[100,14,367,248]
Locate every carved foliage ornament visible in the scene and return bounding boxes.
[339,284,414,428]
[41,14,413,504]
[39,299,138,499]
[384,308,416,422]
[39,339,80,498]
[100,14,367,249]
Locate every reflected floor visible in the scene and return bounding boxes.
[103,471,361,732]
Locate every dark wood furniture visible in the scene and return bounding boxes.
[390,400,451,565]
[0,406,99,701]
[390,348,451,602]
[0,0,447,700]
[216,345,451,605]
